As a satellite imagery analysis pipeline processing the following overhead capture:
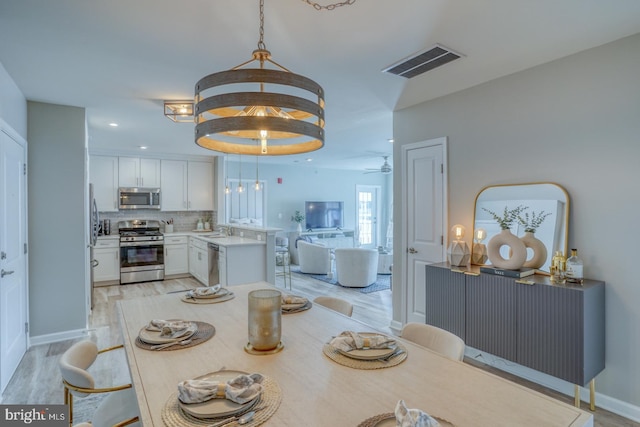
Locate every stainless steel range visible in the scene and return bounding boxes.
[119,220,164,284]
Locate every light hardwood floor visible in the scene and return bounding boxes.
[1,272,636,426]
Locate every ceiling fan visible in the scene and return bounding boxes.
[364,156,392,174]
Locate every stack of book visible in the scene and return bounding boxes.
[479,266,535,278]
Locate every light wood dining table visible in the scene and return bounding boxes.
[117,281,593,427]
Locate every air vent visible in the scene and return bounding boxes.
[382,44,462,78]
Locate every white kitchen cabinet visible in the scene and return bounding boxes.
[161,160,214,211]
[90,155,119,212]
[188,237,209,286]
[93,239,120,284]
[161,160,188,211]
[164,235,189,276]
[187,161,214,211]
[119,157,161,188]
[220,244,266,286]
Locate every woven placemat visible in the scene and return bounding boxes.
[282,301,312,315]
[322,342,407,369]
[181,293,235,304]
[357,412,395,427]
[135,321,215,351]
[357,412,455,427]
[161,375,282,427]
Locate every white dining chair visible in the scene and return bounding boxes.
[313,296,353,317]
[400,323,465,361]
[59,340,140,427]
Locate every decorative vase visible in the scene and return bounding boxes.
[520,231,547,269]
[296,223,302,233]
[247,289,282,351]
[487,229,527,270]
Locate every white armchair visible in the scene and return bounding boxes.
[334,248,379,288]
[297,241,332,274]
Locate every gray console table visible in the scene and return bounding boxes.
[425,262,605,410]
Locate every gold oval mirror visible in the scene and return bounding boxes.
[473,182,570,273]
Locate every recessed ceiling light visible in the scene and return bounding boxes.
[306,158,313,162]
[139,146,148,150]
[388,138,394,143]
[109,123,118,127]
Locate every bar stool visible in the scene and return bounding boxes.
[275,237,292,290]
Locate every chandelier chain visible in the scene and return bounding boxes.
[301,0,356,11]
[258,0,266,50]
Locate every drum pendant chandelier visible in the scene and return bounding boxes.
[195,0,325,156]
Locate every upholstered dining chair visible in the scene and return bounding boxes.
[59,340,140,427]
[400,323,466,361]
[313,296,354,317]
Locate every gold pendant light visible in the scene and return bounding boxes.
[195,0,325,156]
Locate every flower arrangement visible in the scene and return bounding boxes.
[291,210,304,224]
[482,205,527,230]
[517,210,551,233]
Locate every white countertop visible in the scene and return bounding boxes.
[166,232,266,247]
[96,234,119,240]
[98,232,265,246]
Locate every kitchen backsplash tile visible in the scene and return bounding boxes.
[98,210,216,234]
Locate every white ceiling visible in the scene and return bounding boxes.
[1,0,640,171]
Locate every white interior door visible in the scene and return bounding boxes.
[356,185,380,249]
[0,127,28,393]
[402,138,447,324]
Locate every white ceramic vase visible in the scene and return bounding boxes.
[296,223,302,233]
[487,229,527,270]
[520,231,547,269]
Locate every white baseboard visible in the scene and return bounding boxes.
[29,328,89,347]
[465,348,640,423]
[389,320,403,334]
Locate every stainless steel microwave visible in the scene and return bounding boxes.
[118,187,161,210]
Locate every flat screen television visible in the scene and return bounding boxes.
[305,201,344,230]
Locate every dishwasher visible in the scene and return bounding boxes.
[208,243,220,286]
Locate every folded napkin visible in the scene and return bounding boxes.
[395,400,440,427]
[281,294,308,305]
[146,319,193,338]
[187,284,222,298]
[329,331,396,352]
[177,373,264,405]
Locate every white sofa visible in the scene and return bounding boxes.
[297,241,332,274]
[334,248,379,288]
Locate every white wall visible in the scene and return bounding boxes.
[394,33,640,413]
[225,160,392,242]
[0,62,27,139]
[27,101,87,338]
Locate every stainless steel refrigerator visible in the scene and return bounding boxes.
[89,184,99,308]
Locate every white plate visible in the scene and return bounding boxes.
[138,322,197,344]
[337,333,396,360]
[178,370,260,419]
[281,302,307,310]
[188,288,230,299]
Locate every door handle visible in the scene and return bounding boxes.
[408,247,418,254]
[91,259,99,267]
[1,269,15,278]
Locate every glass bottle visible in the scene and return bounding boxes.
[550,250,566,284]
[566,248,584,284]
